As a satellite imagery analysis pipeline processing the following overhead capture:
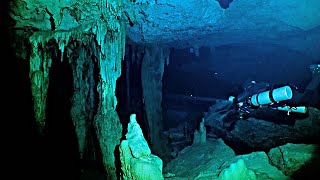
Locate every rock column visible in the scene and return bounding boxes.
[141,45,170,157]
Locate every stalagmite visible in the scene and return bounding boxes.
[141,45,170,158]
[120,114,164,180]
[193,118,207,145]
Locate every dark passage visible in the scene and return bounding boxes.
[44,55,80,179]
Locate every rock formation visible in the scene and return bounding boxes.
[69,44,96,158]
[164,138,236,179]
[141,45,170,158]
[163,139,319,179]
[220,151,287,180]
[9,1,127,178]
[120,114,164,180]
[218,159,256,180]
[268,143,320,177]
[205,101,320,153]
[193,118,207,144]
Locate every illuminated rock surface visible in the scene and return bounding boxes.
[163,138,293,179]
[268,143,320,177]
[120,114,164,180]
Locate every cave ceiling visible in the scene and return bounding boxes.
[9,0,320,59]
[127,0,320,58]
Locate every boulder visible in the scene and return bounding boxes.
[220,152,287,180]
[268,143,320,176]
[205,105,320,152]
[218,159,256,180]
[164,138,288,180]
[164,138,236,179]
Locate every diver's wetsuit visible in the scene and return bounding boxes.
[233,81,269,119]
[236,81,270,102]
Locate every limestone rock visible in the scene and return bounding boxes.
[221,152,287,180]
[268,143,320,176]
[94,110,122,180]
[218,159,256,180]
[130,154,163,180]
[164,138,289,180]
[120,114,164,180]
[205,105,320,152]
[164,138,236,179]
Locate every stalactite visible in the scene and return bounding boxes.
[141,44,170,159]
[28,31,73,134]
[29,41,52,134]
[23,1,127,178]
[93,17,126,179]
[70,46,93,159]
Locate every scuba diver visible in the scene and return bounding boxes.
[227,62,319,120]
[229,81,307,120]
[229,80,270,119]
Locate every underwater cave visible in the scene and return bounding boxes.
[5,0,320,179]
